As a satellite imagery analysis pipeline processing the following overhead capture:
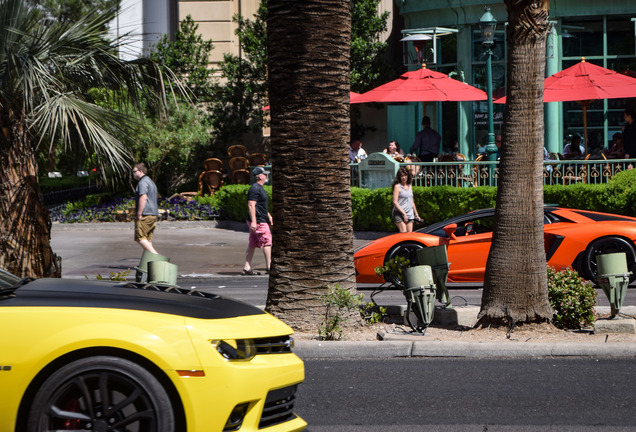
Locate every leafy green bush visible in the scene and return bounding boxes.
[374,255,410,287]
[318,284,387,340]
[547,267,597,329]
[212,184,272,222]
[350,185,498,232]
[319,284,364,340]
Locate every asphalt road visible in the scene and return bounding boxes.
[296,358,636,431]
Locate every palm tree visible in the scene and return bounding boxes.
[0,0,181,278]
[479,0,553,326]
[265,0,356,330]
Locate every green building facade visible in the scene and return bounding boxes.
[388,0,636,158]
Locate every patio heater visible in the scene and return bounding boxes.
[595,253,632,318]
[400,34,433,66]
[480,7,498,172]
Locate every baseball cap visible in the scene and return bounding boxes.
[252,167,270,176]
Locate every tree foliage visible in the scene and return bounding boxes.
[211,0,391,146]
[27,0,120,24]
[131,101,211,194]
[151,15,215,100]
[209,1,268,147]
[0,0,183,278]
[350,0,391,92]
[141,15,216,193]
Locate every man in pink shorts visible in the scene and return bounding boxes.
[243,167,272,275]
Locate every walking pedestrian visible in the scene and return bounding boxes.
[133,163,160,254]
[243,167,272,275]
[392,167,420,233]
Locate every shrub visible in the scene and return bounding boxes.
[547,267,597,329]
[319,284,364,340]
[374,255,410,287]
[212,184,272,222]
[318,285,386,340]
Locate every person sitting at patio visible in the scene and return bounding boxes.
[409,116,441,162]
[563,134,584,160]
[349,139,368,163]
[383,140,404,160]
[606,133,625,159]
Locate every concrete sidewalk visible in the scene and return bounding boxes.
[50,220,636,359]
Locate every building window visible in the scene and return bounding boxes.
[607,18,636,56]
[562,18,603,57]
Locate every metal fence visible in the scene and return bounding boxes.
[350,158,634,188]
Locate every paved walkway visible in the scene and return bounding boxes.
[51,220,380,279]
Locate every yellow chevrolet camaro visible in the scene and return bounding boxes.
[0,268,306,432]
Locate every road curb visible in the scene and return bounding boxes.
[294,340,636,359]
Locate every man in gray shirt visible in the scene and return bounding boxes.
[133,163,159,254]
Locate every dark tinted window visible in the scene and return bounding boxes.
[573,210,636,222]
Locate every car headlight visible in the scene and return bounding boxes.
[211,339,256,361]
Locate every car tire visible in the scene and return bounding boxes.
[26,355,175,432]
[384,242,425,288]
[582,236,636,283]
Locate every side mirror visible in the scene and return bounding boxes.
[443,223,458,240]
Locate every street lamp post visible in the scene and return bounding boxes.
[480,7,498,168]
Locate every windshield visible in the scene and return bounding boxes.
[0,268,22,288]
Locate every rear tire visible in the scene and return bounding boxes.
[384,242,425,288]
[27,355,175,432]
[582,236,636,283]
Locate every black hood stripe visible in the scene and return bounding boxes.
[0,279,263,319]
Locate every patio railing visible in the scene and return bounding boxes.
[350,158,634,188]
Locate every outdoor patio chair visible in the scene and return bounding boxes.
[227,144,247,158]
[229,156,249,171]
[204,157,224,172]
[249,153,268,166]
[232,169,251,185]
[202,170,223,195]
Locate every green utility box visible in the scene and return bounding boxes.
[595,252,631,317]
[403,265,437,332]
[358,152,400,189]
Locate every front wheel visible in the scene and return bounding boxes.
[582,236,636,283]
[384,242,425,288]
[27,356,175,432]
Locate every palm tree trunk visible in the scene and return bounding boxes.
[479,0,553,326]
[0,120,61,278]
[265,0,355,330]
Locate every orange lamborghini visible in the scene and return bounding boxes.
[354,207,636,287]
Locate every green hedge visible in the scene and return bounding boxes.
[351,186,498,232]
[210,184,272,222]
[204,169,636,232]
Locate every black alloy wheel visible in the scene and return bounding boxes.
[384,242,425,288]
[582,236,636,283]
[27,356,175,432]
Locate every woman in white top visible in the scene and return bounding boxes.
[391,167,420,233]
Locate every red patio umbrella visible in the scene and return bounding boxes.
[262,92,361,110]
[351,66,487,103]
[495,58,636,152]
